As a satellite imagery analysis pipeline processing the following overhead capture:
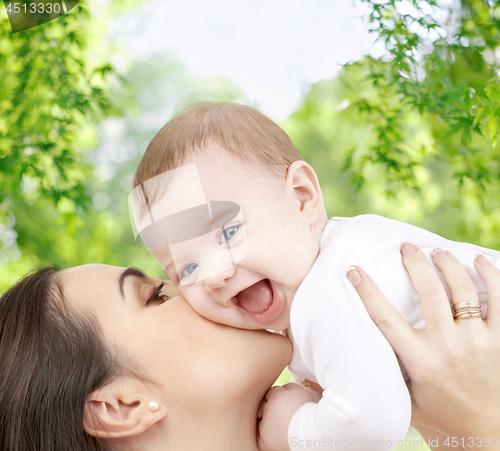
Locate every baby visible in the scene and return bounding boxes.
[130,102,500,451]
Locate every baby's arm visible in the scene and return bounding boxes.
[349,215,500,320]
[285,244,412,451]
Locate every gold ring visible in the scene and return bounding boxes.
[454,301,481,310]
[454,311,482,319]
[454,310,482,319]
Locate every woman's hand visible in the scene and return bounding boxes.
[346,244,500,445]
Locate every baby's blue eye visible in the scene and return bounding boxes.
[220,226,239,243]
[180,263,198,278]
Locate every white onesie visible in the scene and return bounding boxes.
[287,214,500,451]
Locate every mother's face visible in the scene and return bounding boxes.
[60,264,291,406]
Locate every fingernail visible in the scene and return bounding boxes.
[475,254,491,266]
[432,248,449,260]
[401,242,417,256]
[346,266,362,287]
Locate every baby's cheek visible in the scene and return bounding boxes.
[179,288,215,317]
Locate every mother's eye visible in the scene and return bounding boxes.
[146,281,169,306]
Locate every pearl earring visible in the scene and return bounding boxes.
[148,401,159,412]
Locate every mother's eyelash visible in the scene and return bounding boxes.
[147,281,168,305]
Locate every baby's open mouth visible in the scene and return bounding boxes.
[232,279,281,322]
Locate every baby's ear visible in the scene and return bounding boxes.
[83,377,167,439]
[285,161,324,221]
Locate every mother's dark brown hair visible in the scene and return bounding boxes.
[0,267,122,451]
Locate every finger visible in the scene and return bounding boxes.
[264,386,283,401]
[282,383,306,392]
[257,398,266,419]
[401,243,454,329]
[346,265,415,355]
[301,378,324,395]
[431,248,479,313]
[474,255,500,327]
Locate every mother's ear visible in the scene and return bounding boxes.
[83,377,167,439]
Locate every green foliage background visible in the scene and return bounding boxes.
[0,0,250,288]
[1,0,498,294]
[1,1,498,447]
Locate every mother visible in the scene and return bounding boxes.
[1,252,499,451]
[0,263,291,451]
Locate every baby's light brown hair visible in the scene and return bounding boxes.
[133,102,304,191]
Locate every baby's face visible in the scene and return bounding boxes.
[146,147,321,330]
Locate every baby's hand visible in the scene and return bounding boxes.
[258,383,315,451]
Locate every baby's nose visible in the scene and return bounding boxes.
[203,266,236,292]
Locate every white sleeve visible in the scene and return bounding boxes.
[345,215,500,325]
[288,242,411,451]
